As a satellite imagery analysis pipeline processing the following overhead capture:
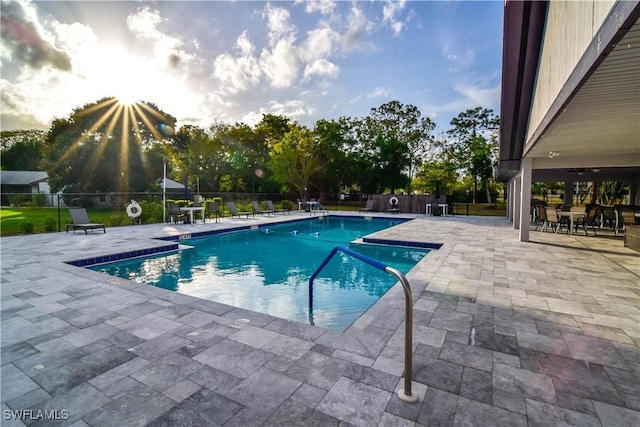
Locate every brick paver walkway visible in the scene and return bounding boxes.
[1,213,638,426]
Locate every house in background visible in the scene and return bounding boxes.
[0,171,62,207]
[497,0,640,242]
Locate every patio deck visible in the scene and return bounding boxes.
[1,213,639,426]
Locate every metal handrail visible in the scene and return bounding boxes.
[309,245,418,403]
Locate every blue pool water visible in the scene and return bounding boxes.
[92,217,428,331]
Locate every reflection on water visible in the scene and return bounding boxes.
[93,218,428,331]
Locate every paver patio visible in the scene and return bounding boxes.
[1,212,639,426]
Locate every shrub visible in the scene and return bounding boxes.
[44,216,57,232]
[8,194,28,207]
[32,192,47,207]
[282,200,292,210]
[109,214,124,226]
[137,200,161,223]
[21,219,34,234]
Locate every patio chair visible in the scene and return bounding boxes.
[166,202,186,224]
[544,207,563,233]
[360,200,375,212]
[227,201,254,218]
[267,200,289,215]
[429,201,441,217]
[66,208,106,234]
[574,205,600,236]
[600,206,616,229]
[533,204,547,231]
[615,206,636,234]
[206,200,220,223]
[251,201,271,216]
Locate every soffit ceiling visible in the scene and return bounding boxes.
[526,18,640,174]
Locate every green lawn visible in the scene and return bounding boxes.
[0,207,118,236]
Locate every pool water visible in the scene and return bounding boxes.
[92,217,428,331]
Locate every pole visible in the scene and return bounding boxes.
[466,190,470,216]
[162,157,167,224]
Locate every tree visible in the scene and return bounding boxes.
[42,97,177,194]
[356,101,435,194]
[268,124,324,202]
[413,159,459,196]
[443,107,499,203]
[0,129,46,170]
[312,117,357,203]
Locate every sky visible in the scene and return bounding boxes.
[0,0,504,134]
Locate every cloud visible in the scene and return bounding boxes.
[301,0,337,16]
[213,32,261,93]
[259,38,300,89]
[453,80,500,108]
[342,5,372,51]
[424,78,500,125]
[240,99,315,126]
[127,6,193,72]
[382,0,407,37]
[303,59,338,81]
[367,87,392,99]
[263,3,295,47]
[300,26,338,62]
[0,0,71,71]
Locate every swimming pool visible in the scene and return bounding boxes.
[92,217,428,331]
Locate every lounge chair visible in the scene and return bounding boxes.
[267,200,289,215]
[251,201,271,216]
[166,202,186,224]
[66,208,106,234]
[227,201,254,218]
[360,200,375,212]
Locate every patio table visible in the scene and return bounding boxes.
[558,211,584,235]
[180,206,205,224]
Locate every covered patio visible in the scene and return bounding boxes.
[498,1,640,242]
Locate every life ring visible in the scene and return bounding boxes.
[126,200,142,218]
[389,196,399,206]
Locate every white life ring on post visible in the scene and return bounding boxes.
[389,196,399,206]
[126,200,142,219]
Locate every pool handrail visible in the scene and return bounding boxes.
[308,245,418,403]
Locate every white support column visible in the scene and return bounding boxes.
[507,179,514,222]
[519,157,533,242]
[513,176,521,229]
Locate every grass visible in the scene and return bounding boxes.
[0,207,118,236]
[0,203,507,236]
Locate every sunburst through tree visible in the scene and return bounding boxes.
[43,97,177,196]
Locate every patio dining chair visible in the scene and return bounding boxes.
[166,202,185,224]
[574,205,600,236]
[544,207,563,233]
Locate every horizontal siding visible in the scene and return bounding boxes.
[526,0,615,145]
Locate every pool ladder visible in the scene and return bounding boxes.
[309,245,418,403]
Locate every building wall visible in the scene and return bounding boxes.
[526,0,615,144]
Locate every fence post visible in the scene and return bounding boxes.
[57,194,61,232]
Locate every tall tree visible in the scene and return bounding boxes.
[443,107,499,203]
[312,117,357,203]
[268,124,324,202]
[42,97,177,194]
[0,129,46,170]
[356,101,435,194]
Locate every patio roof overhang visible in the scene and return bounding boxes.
[498,1,640,184]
